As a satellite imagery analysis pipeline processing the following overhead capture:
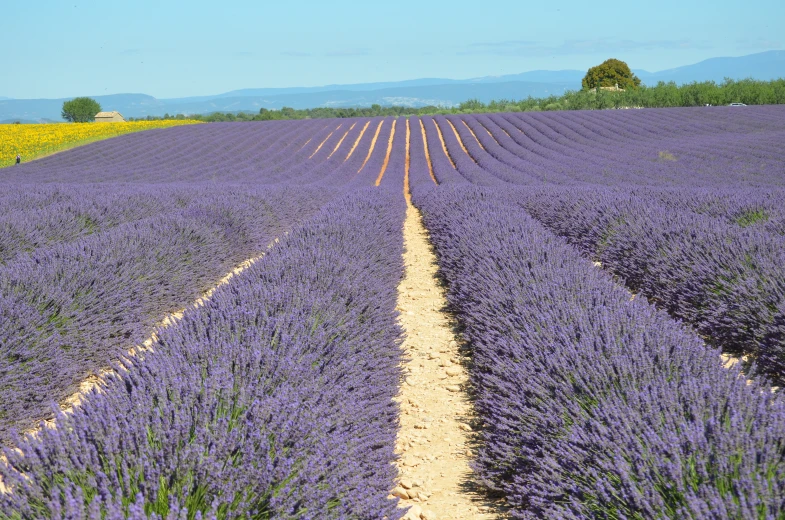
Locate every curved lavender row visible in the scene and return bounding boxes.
[432,116,504,187]
[531,113,775,187]
[316,117,384,187]
[0,186,339,445]
[419,117,466,185]
[469,115,578,184]
[378,117,408,191]
[632,187,785,236]
[346,118,395,188]
[444,115,537,185]
[1,120,325,184]
[292,118,385,187]
[413,185,785,519]
[455,115,559,184]
[275,120,361,185]
[1,189,406,520]
[0,184,241,266]
[516,187,785,380]
[251,121,346,185]
[488,109,785,187]
[407,117,439,190]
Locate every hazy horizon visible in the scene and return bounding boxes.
[3,0,783,99]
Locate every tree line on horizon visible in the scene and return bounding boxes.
[129,77,785,123]
[50,59,785,124]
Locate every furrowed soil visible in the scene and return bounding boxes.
[392,197,507,519]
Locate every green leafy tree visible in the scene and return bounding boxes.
[61,97,102,122]
[459,98,485,111]
[582,59,641,91]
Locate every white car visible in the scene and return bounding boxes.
[729,102,747,106]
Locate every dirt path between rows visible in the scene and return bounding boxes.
[588,263,772,388]
[1,241,281,494]
[359,120,385,173]
[13,238,279,439]
[445,120,476,163]
[345,120,371,162]
[327,122,356,159]
[430,119,457,169]
[460,120,487,150]
[309,124,341,158]
[392,192,506,519]
[418,119,437,184]
[376,119,398,186]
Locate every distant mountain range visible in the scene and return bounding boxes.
[1,50,783,122]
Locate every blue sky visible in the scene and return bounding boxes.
[3,0,783,99]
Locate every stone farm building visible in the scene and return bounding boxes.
[95,111,126,122]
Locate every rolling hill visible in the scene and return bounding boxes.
[1,50,782,122]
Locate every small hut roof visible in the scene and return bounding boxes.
[95,111,124,117]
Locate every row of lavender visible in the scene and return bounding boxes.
[0,113,404,444]
[416,107,785,187]
[1,189,407,519]
[515,186,785,382]
[413,108,785,381]
[1,117,396,186]
[412,184,785,518]
[0,185,338,444]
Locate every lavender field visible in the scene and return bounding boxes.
[1,106,784,519]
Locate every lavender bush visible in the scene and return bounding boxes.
[2,106,785,518]
[0,189,406,519]
[516,187,785,381]
[412,184,785,519]
[0,186,338,444]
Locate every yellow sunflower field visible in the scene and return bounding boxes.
[0,120,202,168]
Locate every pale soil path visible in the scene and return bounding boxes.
[444,119,477,163]
[327,122,356,158]
[473,119,508,142]
[391,142,506,518]
[0,242,280,494]
[296,123,329,152]
[309,123,342,158]
[460,120,487,149]
[376,119,398,186]
[359,120,385,173]
[430,119,457,169]
[345,120,371,162]
[14,237,281,439]
[418,119,437,184]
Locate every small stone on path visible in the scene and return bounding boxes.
[392,486,409,499]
